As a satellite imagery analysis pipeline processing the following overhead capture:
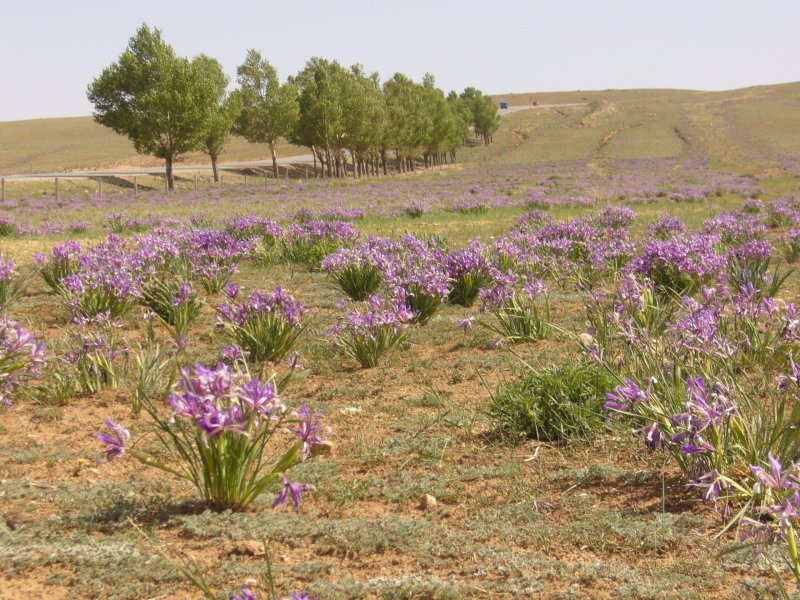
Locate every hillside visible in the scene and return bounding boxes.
[488,82,800,174]
[2,81,799,177]
[0,117,306,176]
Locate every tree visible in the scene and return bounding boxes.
[473,95,500,145]
[383,73,426,172]
[446,91,470,162]
[194,55,240,183]
[460,87,499,146]
[292,57,348,178]
[87,24,217,190]
[232,50,299,177]
[341,66,387,178]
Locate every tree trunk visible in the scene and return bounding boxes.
[311,146,318,178]
[211,154,219,183]
[165,155,175,191]
[270,143,278,177]
[381,147,388,176]
[325,145,333,178]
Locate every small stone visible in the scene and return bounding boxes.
[225,540,264,557]
[311,440,335,457]
[420,494,437,510]
[244,578,258,587]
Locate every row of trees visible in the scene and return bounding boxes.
[87,25,500,190]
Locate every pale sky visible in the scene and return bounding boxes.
[2,0,799,122]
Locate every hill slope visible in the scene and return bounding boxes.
[487,82,800,174]
[2,82,799,176]
[0,117,306,176]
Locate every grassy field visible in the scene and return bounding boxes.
[2,83,800,599]
[2,194,776,599]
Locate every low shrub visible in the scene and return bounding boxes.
[489,363,614,443]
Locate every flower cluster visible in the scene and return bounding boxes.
[217,287,307,362]
[478,271,551,342]
[97,363,326,511]
[627,234,726,297]
[446,241,494,307]
[0,314,46,407]
[327,294,415,367]
[0,255,25,308]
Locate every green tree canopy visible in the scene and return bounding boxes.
[232,50,299,177]
[86,24,218,190]
[194,54,240,183]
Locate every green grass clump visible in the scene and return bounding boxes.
[489,363,614,443]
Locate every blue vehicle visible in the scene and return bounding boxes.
[499,100,509,110]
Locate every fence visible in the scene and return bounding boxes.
[0,163,312,202]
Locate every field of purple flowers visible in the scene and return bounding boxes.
[3,152,800,598]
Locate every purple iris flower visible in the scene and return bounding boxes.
[750,453,794,493]
[239,378,279,417]
[229,585,256,600]
[290,405,326,457]
[457,316,474,331]
[641,422,661,450]
[94,418,130,462]
[605,378,651,413]
[273,474,314,510]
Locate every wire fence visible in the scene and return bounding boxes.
[0,163,316,202]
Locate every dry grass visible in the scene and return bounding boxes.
[0,116,306,176]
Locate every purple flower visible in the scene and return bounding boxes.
[0,314,46,408]
[759,492,800,535]
[750,453,794,493]
[273,474,314,510]
[229,585,256,600]
[289,405,326,457]
[196,403,246,439]
[646,213,686,240]
[641,422,661,450]
[222,344,243,362]
[457,315,474,331]
[689,470,725,503]
[171,283,192,307]
[239,378,280,417]
[94,418,130,462]
[225,282,240,299]
[605,378,652,413]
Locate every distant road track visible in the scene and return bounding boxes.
[2,103,588,181]
[2,154,315,181]
[497,102,588,115]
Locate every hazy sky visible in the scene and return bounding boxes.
[2,0,799,121]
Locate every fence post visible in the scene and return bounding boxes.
[55,177,59,202]
[1,178,4,202]
[194,174,197,192]
[244,173,247,190]
[99,177,103,199]
[134,177,138,197]
[264,169,267,195]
